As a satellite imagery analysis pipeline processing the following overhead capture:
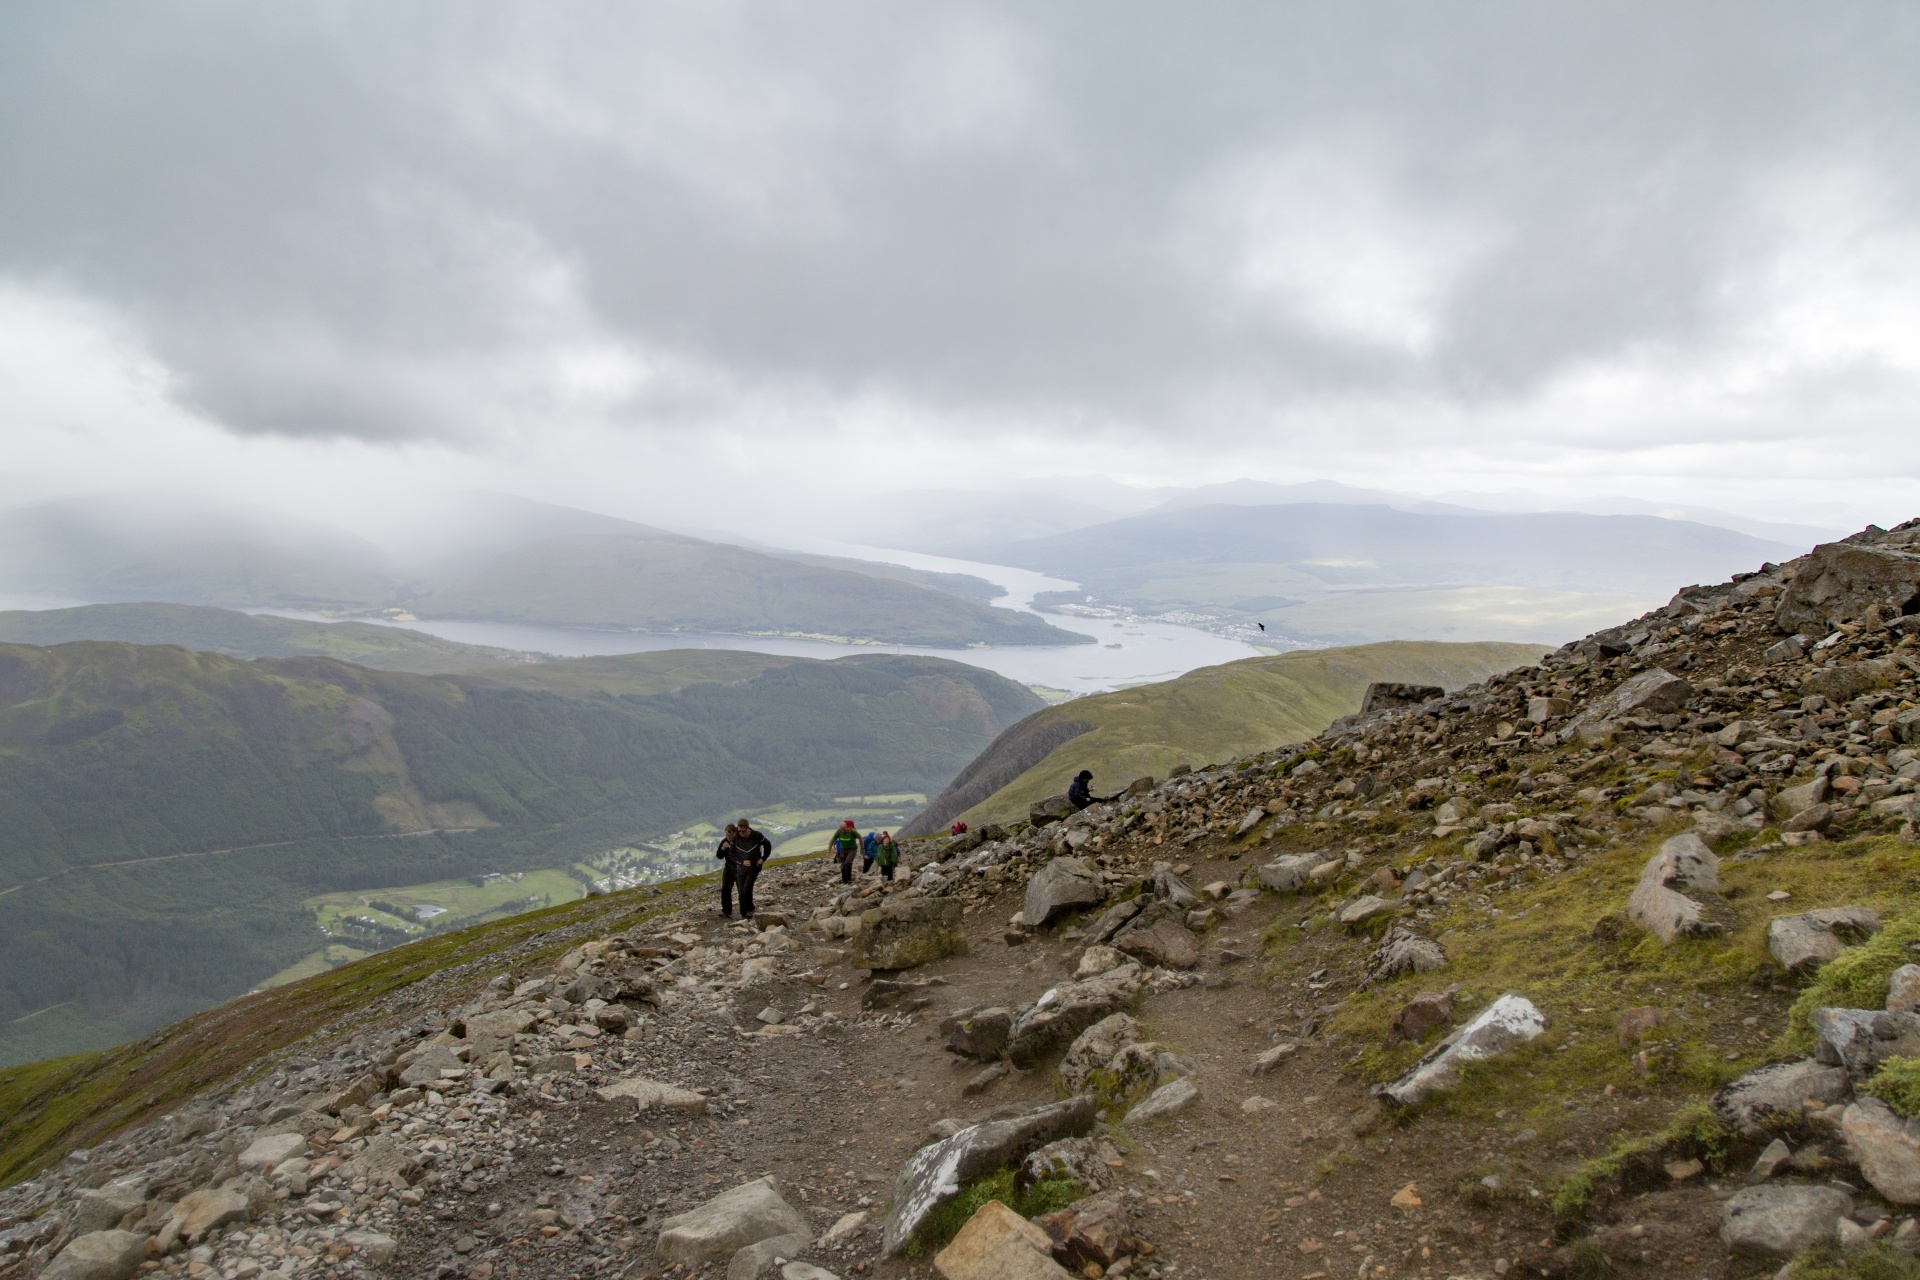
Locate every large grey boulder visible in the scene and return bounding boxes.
[851,898,966,971]
[1626,832,1723,943]
[596,1075,709,1114]
[336,1135,422,1190]
[727,1232,811,1280]
[167,1187,250,1242]
[1719,1184,1852,1257]
[1376,994,1546,1107]
[1006,963,1146,1066]
[1029,795,1077,827]
[656,1177,810,1266]
[1258,853,1323,894]
[1059,1015,1141,1094]
[1767,907,1882,972]
[1123,1077,1198,1125]
[1775,539,1920,636]
[1566,669,1694,738]
[1367,927,1448,985]
[1023,858,1106,928]
[398,1042,464,1088]
[1810,1008,1920,1079]
[1844,1097,1920,1204]
[1772,777,1831,823]
[1151,866,1197,909]
[881,1096,1097,1255]
[237,1131,307,1172]
[1112,918,1200,970]
[1713,1060,1853,1138]
[1360,682,1444,716]
[1084,898,1143,945]
[41,1231,148,1280]
[932,1200,1073,1280]
[942,1007,1014,1061]
[71,1180,147,1234]
[464,1008,539,1060]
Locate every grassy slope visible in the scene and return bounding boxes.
[0,642,1041,1063]
[768,552,1005,606]
[0,602,530,673]
[956,641,1547,826]
[419,532,1088,647]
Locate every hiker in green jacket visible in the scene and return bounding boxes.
[829,819,861,884]
[874,831,900,882]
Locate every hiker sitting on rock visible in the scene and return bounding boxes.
[1067,768,1112,810]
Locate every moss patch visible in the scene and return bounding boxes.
[1864,1057,1920,1119]
[907,1169,1083,1257]
[1787,1241,1920,1280]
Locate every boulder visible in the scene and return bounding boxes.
[237,1131,307,1173]
[1245,1043,1299,1076]
[1151,867,1197,909]
[882,1096,1097,1255]
[1361,682,1444,716]
[1783,804,1834,834]
[169,1187,249,1241]
[1257,853,1323,894]
[1713,1060,1854,1138]
[596,1075,709,1114]
[1767,907,1882,972]
[1888,964,1920,1014]
[71,1180,147,1234]
[336,1135,421,1189]
[1074,945,1126,979]
[1032,1189,1136,1270]
[1112,919,1200,970]
[1376,994,1546,1107]
[1568,669,1695,736]
[1020,1137,1121,1193]
[1059,1014,1141,1094]
[656,1177,810,1266]
[464,1008,538,1059]
[932,1200,1073,1280]
[1385,990,1456,1048]
[1029,795,1077,827]
[342,1232,398,1264]
[943,1007,1015,1061]
[1023,858,1106,928]
[1626,832,1723,943]
[1368,927,1448,984]
[851,898,966,972]
[727,1233,811,1280]
[1775,540,1920,636]
[1337,895,1396,926]
[1810,1008,1920,1079]
[40,1230,148,1280]
[1084,898,1143,945]
[1772,777,1832,822]
[1123,1077,1197,1125]
[1802,658,1903,705]
[1844,1097,1920,1204]
[1719,1184,1852,1257]
[1005,963,1146,1067]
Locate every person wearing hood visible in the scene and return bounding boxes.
[1067,769,1111,810]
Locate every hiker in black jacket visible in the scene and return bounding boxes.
[720,819,773,918]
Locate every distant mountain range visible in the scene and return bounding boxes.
[0,640,1043,1065]
[0,491,1086,648]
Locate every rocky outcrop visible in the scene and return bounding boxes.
[933,1200,1073,1280]
[1766,907,1881,972]
[882,1097,1097,1255]
[1810,1007,1920,1079]
[1023,857,1105,927]
[655,1177,811,1266]
[1006,963,1146,1066]
[1626,832,1723,943]
[1844,1097,1920,1204]
[1775,535,1920,637]
[1719,1184,1852,1257]
[1713,1060,1853,1138]
[1376,994,1546,1107]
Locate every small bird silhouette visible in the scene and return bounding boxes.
[1257,622,1266,631]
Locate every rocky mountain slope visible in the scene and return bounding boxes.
[6,518,1920,1280]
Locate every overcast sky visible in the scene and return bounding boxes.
[1,1,1917,535]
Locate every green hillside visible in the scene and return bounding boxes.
[420,531,1087,646]
[769,551,1005,605]
[0,642,1041,1065]
[0,602,534,672]
[919,640,1546,830]
[454,650,805,696]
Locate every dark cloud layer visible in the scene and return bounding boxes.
[2,1,1917,443]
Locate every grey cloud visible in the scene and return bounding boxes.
[1,1,1917,443]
